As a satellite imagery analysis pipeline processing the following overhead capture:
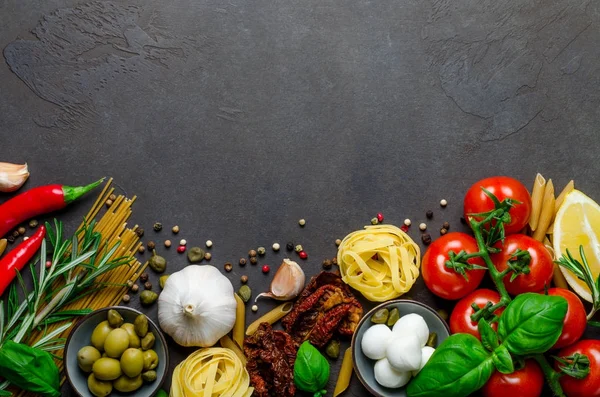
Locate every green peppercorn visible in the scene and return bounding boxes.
[257,247,266,256]
[371,217,379,225]
[28,219,39,228]
[149,251,167,273]
[140,290,159,305]
[237,285,252,303]
[294,244,303,253]
[387,308,400,326]
[153,222,163,231]
[159,275,169,289]
[325,340,340,359]
[187,247,205,263]
[370,308,389,324]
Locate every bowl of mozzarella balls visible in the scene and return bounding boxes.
[352,299,450,396]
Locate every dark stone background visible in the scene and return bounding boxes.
[1,0,600,396]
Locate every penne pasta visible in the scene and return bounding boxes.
[533,179,555,242]
[555,180,575,213]
[544,236,569,289]
[333,348,353,397]
[233,294,245,349]
[528,173,546,231]
[245,302,293,336]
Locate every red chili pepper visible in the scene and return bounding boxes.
[0,225,46,295]
[0,179,103,238]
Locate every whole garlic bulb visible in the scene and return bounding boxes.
[158,265,237,347]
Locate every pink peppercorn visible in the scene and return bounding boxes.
[262,265,270,273]
[400,225,409,233]
[376,212,384,222]
[299,251,308,260]
[45,260,52,269]
[177,245,186,253]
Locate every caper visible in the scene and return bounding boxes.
[426,332,438,348]
[120,323,141,348]
[370,308,389,324]
[386,308,400,327]
[134,314,149,337]
[140,290,159,306]
[142,370,157,382]
[142,349,159,371]
[113,374,143,393]
[187,247,205,263]
[325,340,340,359]
[107,309,124,328]
[237,285,252,303]
[141,332,156,350]
[149,250,167,273]
[159,275,169,289]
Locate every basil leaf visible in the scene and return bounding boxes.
[407,333,493,397]
[478,319,499,351]
[0,340,60,397]
[294,341,329,396]
[498,293,567,355]
[492,344,514,374]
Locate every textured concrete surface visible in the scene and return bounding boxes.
[1,0,600,395]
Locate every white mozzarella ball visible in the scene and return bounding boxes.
[386,334,422,372]
[361,324,393,360]
[412,346,436,376]
[374,358,411,389]
[392,313,429,347]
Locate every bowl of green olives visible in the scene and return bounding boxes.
[64,306,169,397]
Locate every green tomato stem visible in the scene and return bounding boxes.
[533,354,566,397]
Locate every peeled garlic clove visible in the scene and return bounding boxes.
[0,162,29,192]
[255,258,305,302]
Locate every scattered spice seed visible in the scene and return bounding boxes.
[144,281,152,290]
[172,225,180,234]
[440,199,448,207]
[251,305,258,312]
[272,242,280,251]
[299,251,308,260]
[250,257,258,265]
[286,242,294,251]
[7,235,15,244]
[164,240,172,248]
[138,246,145,254]
[262,265,270,273]
[224,262,233,272]
[28,219,38,228]
[298,219,306,227]
[177,245,186,253]
[140,273,149,282]
[442,221,450,230]
[440,228,448,236]
[404,219,412,226]
[109,194,117,201]
[248,249,257,258]
[179,239,187,246]
[370,217,379,225]
[136,228,144,237]
[204,252,212,261]
[153,222,163,231]
[206,240,213,248]
[23,237,29,241]
[147,241,156,250]
[257,247,266,256]
[241,275,248,284]
[376,213,384,222]
[294,244,303,253]
[131,284,139,293]
[400,225,409,233]
[122,294,130,303]
[426,210,434,219]
[239,258,247,266]
[127,280,134,288]
[105,199,113,207]
[332,257,338,265]
[422,233,432,245]
[322,259,332,269]
[419,223,427,231]
[45,260,52,269]
[335,239,342,246]
[12,230,19,238]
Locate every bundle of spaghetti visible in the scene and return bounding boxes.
[17,179,148,397]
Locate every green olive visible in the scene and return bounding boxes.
[103,328,130,358]
[107,309,124,328]
[149,251,167,273]
[370,308,389,324]
[142,349,159,371]
[142,370,157,382]
[134,314,149,337]
[77,346,102,372]
[120,323,141,348]
[113,374,143,393]
[120,348,144,377]
[141,332,155,351]
[87,373,112,397]
[140,290,159,306]
[387,308,400,327]
[92,357,122,381]
[91,321,113,351]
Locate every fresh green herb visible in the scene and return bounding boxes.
[294,341,330,397]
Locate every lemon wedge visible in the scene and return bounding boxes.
[553,190,600,302]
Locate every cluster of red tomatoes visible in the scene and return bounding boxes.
[420,176,599,397]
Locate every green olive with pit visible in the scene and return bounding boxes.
[142,370,157,382]
[77,345,102,372]
[91,321,113,351]
[120,348,144,377]
[92,357,122,381]
[113,374,143,393]
[107,309,124,328]
[103,328,130,358]
[134,314,149,337]
[120,323,141,348]
[87,373,112,397]
[142,349,159,371]
[141,332,155,350]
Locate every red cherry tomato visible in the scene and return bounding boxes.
[556,340,600,397]
[491,234,554,295]
[464,176,532,235]
[422,232,486,300]
[482,359,544,397]
[449,289,504,340]
[547,288,587,349]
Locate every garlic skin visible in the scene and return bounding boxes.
[0,162,29,192]
[158,265,237,347]
[255,258,305,302]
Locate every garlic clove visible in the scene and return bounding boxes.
[255,258,305,302]
[0,162,29,192]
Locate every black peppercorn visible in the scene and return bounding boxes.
[239,258,247,266]
[332,257,337,265]
[286,242,294,251]
[224,262,233,272]
[138,246,145,254]
[147,241,156,250]
[12,230,19,238]
[440,228,448,235]
[426,210,433,219]
[248,249,257,258]
[250,256,258,265]
[144,281,152,290]
[136,228,145,237]
[7,235,15,244]
[153,222,162,232]
[442,221,450,230]
[460,217,467,224]
[140,273,149,282]
[241,275,248,284]
[322,259,332,269]
[422,233,432,245]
